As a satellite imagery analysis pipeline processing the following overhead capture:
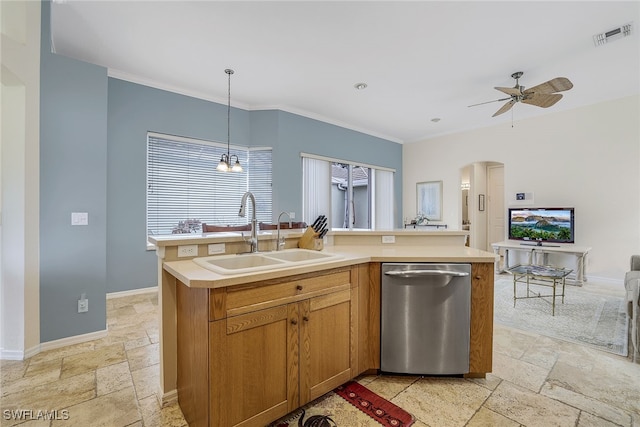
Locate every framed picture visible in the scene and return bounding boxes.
[416,181,443,221]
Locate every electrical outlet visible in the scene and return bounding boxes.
[208,243,225,255]
[78,298,88,313]
[289,212,295,219]
[71,212,89,226]
[178,245,199,257]
[382,235,396,244]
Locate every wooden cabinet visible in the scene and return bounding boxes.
[177,266,358,427]
[175,261,493,427]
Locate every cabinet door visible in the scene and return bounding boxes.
[209,304,299,427]
[299,289,354,405]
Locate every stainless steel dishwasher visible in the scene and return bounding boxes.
[381,263,471,375]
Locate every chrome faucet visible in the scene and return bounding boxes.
[276,211,292,251]
[239,191,258,253]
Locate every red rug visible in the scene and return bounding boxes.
[335,381,414,427]
[271,380,414,427]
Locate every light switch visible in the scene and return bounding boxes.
[71,212,89,226]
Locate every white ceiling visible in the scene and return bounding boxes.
[50,1,640,144]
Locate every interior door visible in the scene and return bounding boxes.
[487,165,505,251]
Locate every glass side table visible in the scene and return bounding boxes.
[507,264,573,316]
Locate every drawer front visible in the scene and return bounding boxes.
[225,269,351,317]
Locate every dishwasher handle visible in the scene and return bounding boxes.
[384,269,469,279]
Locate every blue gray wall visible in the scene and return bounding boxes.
[107,78,251,294]
[40,1,108,342]
[107,82,402,294]
[39,1,402,340]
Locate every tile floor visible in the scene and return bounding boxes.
[1,278,639,427]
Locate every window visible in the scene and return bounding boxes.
[301,153,395,230]
[147,133,272,236]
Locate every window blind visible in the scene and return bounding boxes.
[147,134,272,236]
[302,156,331,226]
[374,169,395,230]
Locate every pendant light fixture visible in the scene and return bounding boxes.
[216,68,243,172]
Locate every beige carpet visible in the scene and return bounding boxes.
[494,278,628,356]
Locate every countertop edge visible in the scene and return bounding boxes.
[163,247,497,289]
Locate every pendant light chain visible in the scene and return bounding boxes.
[226,68,232,156]
[217,68,241,172]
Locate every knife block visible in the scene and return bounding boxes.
[298,227,323,250]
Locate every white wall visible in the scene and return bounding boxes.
[403,95,640,282]
[1,0,41,359]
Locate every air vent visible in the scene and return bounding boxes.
[593,22,633,46]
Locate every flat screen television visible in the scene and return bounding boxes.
[508,207,575,244]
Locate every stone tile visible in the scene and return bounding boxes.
[24,358,62,379]
[492,325,530,359]
[138,395,188,427]
[96,361,133,396]
[0,360,29,389]
[96,325,149,347]
[354,374,377,386]
[578,411,627,427]
[1,417,52,427]
[466,372,502,391]
[1,371,95,417]
[123,335,151,351]
[133,301,156,314]
[541,380,633,426]
[146,328,160,344]
[60,343,126,379]
[51,386,141,427]
[131,364,159,400]
[126,343,159,372]
[363,375,419,400]
[520,343,560,370]
[492,351,550,392]
[28,341,97,365]
[467,407,520,427]
[548,358,640,414]
[485,381,580,427]
[391,377,491,427]
[1,364,62,397]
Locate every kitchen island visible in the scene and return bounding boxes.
[150,230,496,427]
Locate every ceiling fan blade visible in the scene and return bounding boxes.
[492,99,516,117]
[495,86,522,96]
[467,97,512,108]
[522,93,563,108]
[523,77,573,95]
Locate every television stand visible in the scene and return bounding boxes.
[491,240,591,285]
[520,242,560,248]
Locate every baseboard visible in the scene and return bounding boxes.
[107,286,157,299]
[158,388,178,407]
[585,275,624,286]
[39,329,108,353]
[1,329,108,360]
[0,349,26,361]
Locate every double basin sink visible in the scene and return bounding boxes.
[193,248,342,275]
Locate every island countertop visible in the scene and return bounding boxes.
[163,245,497,289]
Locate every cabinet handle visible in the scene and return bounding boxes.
[291,319,298,325]
[296,285,303,291]
[475,276,482,280]
[302,316,309,322]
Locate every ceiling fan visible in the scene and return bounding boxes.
[469,71,573,117]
